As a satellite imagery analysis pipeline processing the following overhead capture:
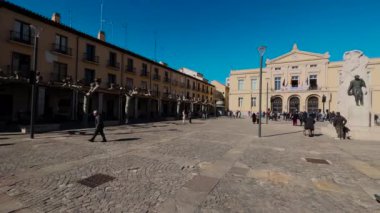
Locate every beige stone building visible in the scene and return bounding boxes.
[211,80,229,114]
[229,44,380,125]
[0,1,215,128]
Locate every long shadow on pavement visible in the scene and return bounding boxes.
[262,130,304,138]
[113,138,141,142]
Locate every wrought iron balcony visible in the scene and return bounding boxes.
[164,77,171,83]
[140,70,149,77]
[107,60,120,69]
[126,66,136,73]
[52,43,72,56]
[83,53,99,63]
[50,72,67,82]
[10,31,33,45]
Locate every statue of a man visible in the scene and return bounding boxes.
[347,75,367,106]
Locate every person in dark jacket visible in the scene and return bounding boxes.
[89,110,107,142]
[333,112,347,139]
[251,112,257,124]
[304,115,316,137]
[292,112,299,126]
[188,110,192,123]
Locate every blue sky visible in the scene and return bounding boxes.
[8,0,380,83]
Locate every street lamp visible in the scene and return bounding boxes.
[266,77,270,124]
[258,46,267,138]
[29,25,41,139]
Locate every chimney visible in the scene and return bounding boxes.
[97,31,105,41]
[52,12,61,23]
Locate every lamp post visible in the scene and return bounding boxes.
[266,78,269,124]
[30,25,40,139]
[258,46,267,138]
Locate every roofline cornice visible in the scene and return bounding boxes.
[0,0,215,87]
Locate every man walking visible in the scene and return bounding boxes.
[89,110,107,142]
[333,112,347,139]
[188,110,192,123]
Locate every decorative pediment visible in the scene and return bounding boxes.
[266,44,330,64]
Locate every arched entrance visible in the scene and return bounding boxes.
[307,96,319,113]
[271,97,283,113]
[289,96,300,113]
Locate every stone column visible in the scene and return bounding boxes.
[37,86,45,116]
[71,90,78,120]
[176,101,180,118]
[134,97,138,119]
[148,99,152,119]
[125,95,131,124]
[158,99,163,117]
[98,93,103,113]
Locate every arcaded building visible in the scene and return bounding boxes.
[229,44,380,125]
[0,1,215,127]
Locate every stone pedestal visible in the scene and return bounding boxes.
[347,106,370,127]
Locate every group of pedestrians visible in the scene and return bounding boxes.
[287,110,349,139]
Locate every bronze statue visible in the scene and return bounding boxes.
[347,75,367,106]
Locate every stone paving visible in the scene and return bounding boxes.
[0,118,380,212]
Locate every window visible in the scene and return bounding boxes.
[153,84,159,96]
[126,78,133,90]
[238,79,244,91]
[164,71,169,82]
[54,34,69,54]
[85,44,97,62]
[238,97,243,107]
[140,62,147,75]
[275,67,281,71]
[251,97,256,107]
[107,74,116,85]
[164,86,169,94]
[126,58,134,72]
[292,66,298,69]
[53,62,67,81]
[12,20,31,44]
[109,52,117,67]
[193,82,196,90]
[274,77,281,90]
[309,74,318,90]
[251,78,257,90]
[84,69,95,85]
[291,76,299,88]
[310,64,317,68]
[11,52,31,76]
[187,79,190,88]
[140,81,147,90]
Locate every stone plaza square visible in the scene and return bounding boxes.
[0,118,379,212]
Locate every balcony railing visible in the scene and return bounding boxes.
[107,60,120,69]
[83,53,99,63]
[126,66,136,73]
[162,92,171,99]
[10,31,33,45]
[164,77,170,83]
[140,70,149,77]
[52,43,72,56]
[153,75,161,81]
[50,71,67,82]
[152,90,160,98]
[308,85,319,90]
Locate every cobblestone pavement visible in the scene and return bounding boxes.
[0,118,380,212]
